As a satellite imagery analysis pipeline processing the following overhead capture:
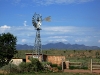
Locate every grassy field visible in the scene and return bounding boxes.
[14,49,100,62]
[0,72,99,75]
[1,50,100,75]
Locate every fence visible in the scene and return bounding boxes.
[92,62,100,70]
[65,59,100,71]
[69,62,82,69]
[90,59,100,73]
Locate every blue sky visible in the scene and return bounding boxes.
[0,0,100,47]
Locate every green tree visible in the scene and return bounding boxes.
[0,32,17,67]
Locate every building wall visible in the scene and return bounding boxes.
[26,54,32,62]
[25,53,65,66]
[26,54,44,62]
[47,56,65,65]
[11,59,23,66]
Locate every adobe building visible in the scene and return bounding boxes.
[25,53,65,65]
[25,53,47,62]
[11,58,25,66]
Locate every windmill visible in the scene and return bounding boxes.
[32,13,51,61]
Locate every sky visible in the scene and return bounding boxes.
[0,0,100,47]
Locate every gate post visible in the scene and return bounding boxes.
[66,61,69,69]
[90,59,92,73]
[62,61,64,71]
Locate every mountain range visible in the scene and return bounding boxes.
[16,42,100,50]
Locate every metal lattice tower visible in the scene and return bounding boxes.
[34,29,42,57]
[32,13,42,59]
[32,13,51,60]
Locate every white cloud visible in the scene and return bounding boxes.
[0,25,11,29]
[23,21,27,26]
[33,0,94,5]
[43,26,75,32]
[49,39,68,43]
[98,40,100,43]
[0,25,99,46]
[0,25,11,33]
[48,36,70,39]
[75,39,82,42]
[75,37,89,43]
[21,39,27,43]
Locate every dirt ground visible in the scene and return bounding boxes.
[64,69,100,74]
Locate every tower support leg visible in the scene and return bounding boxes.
[33,29,43,61]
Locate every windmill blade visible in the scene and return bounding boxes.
[44,16,51,22]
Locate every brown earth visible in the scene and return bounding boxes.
[64,69,100,74]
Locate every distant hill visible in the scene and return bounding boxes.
[16,42,100,50]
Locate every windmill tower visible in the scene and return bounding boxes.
[32,13,51,61]
[32,13,42,60]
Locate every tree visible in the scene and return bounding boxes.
[0,32,17,67]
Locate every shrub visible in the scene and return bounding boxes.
[19,62,33,72]
[57,66,62,70]
[30,58,44,72]
[51,64,57,67]
[1,64,20,73]
[19,58,44,73]
[69,66,80,70]
[69,65,88,70]
[10,64,21,73]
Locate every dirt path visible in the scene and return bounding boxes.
[64,69,100,74]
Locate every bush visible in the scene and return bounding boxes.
[81,66,88,70]
[30,58,44,72]
[19,58,44,73]
[10,64,21,73]
[69,66,88,70]
[19,62,32,72]
[1,64,20,73]
[51,64,57,67]
[57,66,62,70]
[69,66,80,70]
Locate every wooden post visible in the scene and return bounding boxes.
[91,59,92,73]
[62,61,64,71]
[66,61,69,69]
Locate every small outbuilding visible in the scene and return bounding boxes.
[25,53,65,65]
[11,58,25,66]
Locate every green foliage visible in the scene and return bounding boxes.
[0,72,99,75]
[19,58,44,73]
[1,64,20,73]
[95,51,100,59]
[50,64,57,67]
[69,65,88,70]
[57,66,62,70]
[69,66,80,70]
[10,64,21,73]
[42,62,51,67]
[19,62,32,72]
[0,32,17,67]
[30,58,44,71]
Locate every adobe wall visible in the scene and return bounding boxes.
[47,55,65,65]
[26,54,32,62]
[26,54,47,62]
[25,53,66,66]
[11,59,23,66]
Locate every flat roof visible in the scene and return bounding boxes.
[25,53,45,55]
[25,53,65,56]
